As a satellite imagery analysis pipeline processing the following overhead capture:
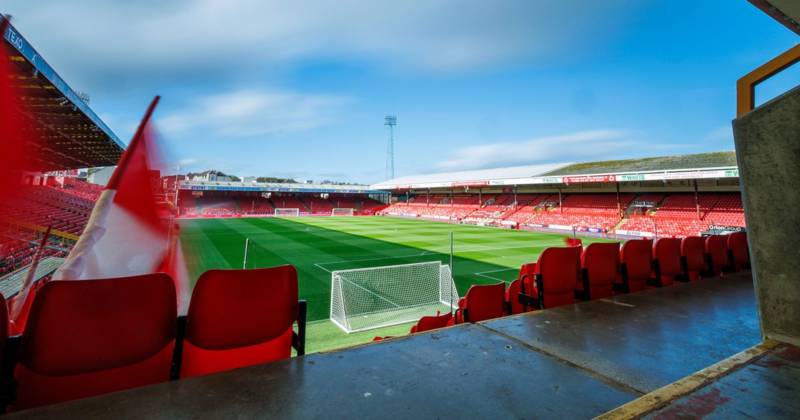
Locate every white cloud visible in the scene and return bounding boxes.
[3,0,634,88]
[159,89,349,138]
[438,130,637,171]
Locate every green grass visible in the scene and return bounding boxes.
[179,216,611,353]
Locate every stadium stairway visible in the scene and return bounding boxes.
[11,271,785,419]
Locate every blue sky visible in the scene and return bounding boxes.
[4,0,798,183]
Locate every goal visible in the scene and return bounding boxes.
[331,208,355,216]
[274,208,300,217]
[330,261,459,333]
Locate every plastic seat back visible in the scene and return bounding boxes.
[537,247,581,308]
[653,238,682,286]
[620,239,653,292]
[727,232,749,271]
[460,283,506,322]
[705,235,728,276]
[181,265,299,378]
[410,312,453,333]
[14,274,177,410]
[681,236,706,281]
[581,242,619,299]
[508,263,537,314]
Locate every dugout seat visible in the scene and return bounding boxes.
[564,237,583,247]
[681,236,706,281]
[12,274,177,410]
[455,283,506,323]
[518,247,581,309]
[179,265,306,378]
[410,311,453,333]
[705,235,729,277]
[652,238,682,287]
[579,242,619,300]
[727,232,750,272]
[616,239,653,293]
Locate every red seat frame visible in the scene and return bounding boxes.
[12,274,177,410]
[179,265,306,378]
[652,238,682,286]
[580,242,620,299]
[617,239,653,293]
[455,283,506,323]
[681,236,706,281]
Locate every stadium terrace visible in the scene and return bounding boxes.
[1,3,800,419]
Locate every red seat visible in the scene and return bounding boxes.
[681,236,706,281]
[564,237,583,247]
[410,311,453,333]
[455,283,506,323]
[727,232,749,271]
[617,239,653,293]
[180,265,306,378]
[579,242,619,299]
[652,238,682,286]
[705,235,728,277]
[13,274,177,410]
[520,247,581,309]
[506,263,536,315]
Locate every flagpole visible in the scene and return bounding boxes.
[11,225,52,322]
[243,238,250,269]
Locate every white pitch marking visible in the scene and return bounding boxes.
[475,268,518,283]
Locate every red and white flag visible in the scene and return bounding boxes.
[53,97,189,311]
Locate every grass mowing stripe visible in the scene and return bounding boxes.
[180,216,614,353]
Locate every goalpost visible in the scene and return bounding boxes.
[274,208,300,217]
[330,261,459,333]
[331,208,355,216]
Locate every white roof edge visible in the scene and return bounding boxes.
[370,165,740,190]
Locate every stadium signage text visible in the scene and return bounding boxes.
[563,175,617,184]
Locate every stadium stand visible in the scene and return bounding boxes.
[179,192,385,217]
[11,273,177,410]
[382,191,747,238]
[2,186,95,236]
[180,265,306,378]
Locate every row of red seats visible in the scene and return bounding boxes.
[0,265,307,411]
[0,186,96,235]
[450,232,750,324]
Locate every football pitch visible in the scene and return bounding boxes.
[179,216,611,352]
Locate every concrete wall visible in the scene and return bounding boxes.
[733,85,800,345]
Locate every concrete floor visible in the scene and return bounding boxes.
[645,343,800,419]
[12,272,769,419]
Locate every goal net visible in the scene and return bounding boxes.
[274,208,300,217]
[330,261,459,333]
[331,208,355,216]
